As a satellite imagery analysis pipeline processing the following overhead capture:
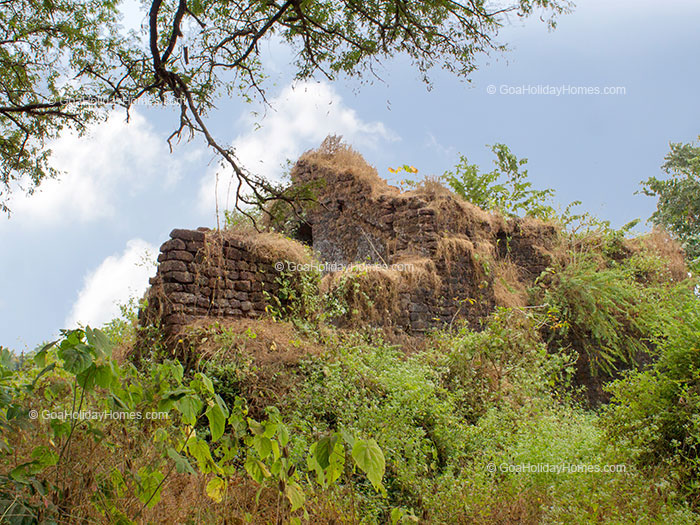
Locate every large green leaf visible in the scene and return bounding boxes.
[177,395,203,425]
[59,343,94,375]
[285,481,305,512]
[314,434,339,469]
[206,404,226,442]
[206,477,226,503]
[85,327,113,357]
[188,437,215,473]
[244,457,270,484]
[253,436,272,460]
[352,439,385,492]
[167,447,196,475]
[33,340,58,368]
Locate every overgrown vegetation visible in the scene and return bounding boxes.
[443,144,557,220]
[3,140,700,523]
[641,136,700,262]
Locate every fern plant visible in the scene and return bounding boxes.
[542,253,657,375]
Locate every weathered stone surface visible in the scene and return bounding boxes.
[169,292,196,305]
[165,313,189,325]
[234,281,251,292]
[160,238,186,252]
[170,228,205,242]
[168,271,194,284]
[186,241,204,251]
[166,250,195,263]
[162,283,185,293]
[160,260,188,273]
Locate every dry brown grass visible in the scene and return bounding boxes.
[210,229,313,264]
[393,256,443,290]
[517,215,559,237]
[628,228,687,282]
[402,176,503,233]
[191,317,323,367]
[7,417,349,524]
[319,258,441,325]
[420,186,505,241]
[493,258,529,308]
[320,258,440,296]
[436,234,495,277]
[437,235,475,265]
[181,318,323,417]
[297,135,399,198]
[320,265,401,325]
[144,471,353,524]
[403,175,454,201]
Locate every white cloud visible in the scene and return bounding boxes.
[198,80,397,214]
[425,133,456,159]
[7,109,191,227]
[66,239,157,328]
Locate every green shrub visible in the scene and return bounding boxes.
[443,144,556,219]
[427,308,575,422]
[541,252,658,375]
[286,331,468,521]
[604,297,700,503]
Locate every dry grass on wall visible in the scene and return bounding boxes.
[493,258,529,308]
[319,258,442,325]
[628,228,687,282]
[295,136,399,198]
[211,229,313,265]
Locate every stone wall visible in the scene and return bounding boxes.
[141,228,284,337]
[289,149,558,333]
[141,146,559,337]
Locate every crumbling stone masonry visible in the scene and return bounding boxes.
[142,144,560,337]
[141,228,287,337]
[287,144,559,332]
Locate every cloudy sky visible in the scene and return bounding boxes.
[2,0,699,351]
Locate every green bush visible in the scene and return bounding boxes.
[443,144,556,219]
[604,297,700,502]
[541,252,659,375]
[279,331,465,520]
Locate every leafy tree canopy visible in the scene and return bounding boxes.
[641,137,700,261]
[443,143,557,219]
[0,0,570,215]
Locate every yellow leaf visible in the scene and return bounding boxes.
[206,477,226,503]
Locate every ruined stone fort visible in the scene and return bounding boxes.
[141,142,558,337]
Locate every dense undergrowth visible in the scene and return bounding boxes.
[2,240,699,524]
[2,155,700,523]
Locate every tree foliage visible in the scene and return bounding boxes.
[641,136,700,260]
[0,0,571,214]
[443,143,556,219]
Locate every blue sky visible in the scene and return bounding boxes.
[2,0,699,351]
